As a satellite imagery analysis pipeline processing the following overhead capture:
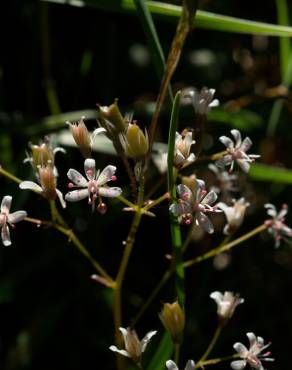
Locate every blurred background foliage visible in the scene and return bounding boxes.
[1,0,292,369]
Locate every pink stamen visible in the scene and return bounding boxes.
[68,182,74,189]
[111,175,117,181]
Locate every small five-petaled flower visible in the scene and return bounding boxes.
[65,158,122,212]
[216,129,260,173]
[170,180,221,233]
[231,332,274,370]
[0,196,27,246]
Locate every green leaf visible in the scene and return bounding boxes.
[146,332,173,370]
[43,0,292,36]
[249,163,292,184]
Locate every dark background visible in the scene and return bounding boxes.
[0,1,291,369]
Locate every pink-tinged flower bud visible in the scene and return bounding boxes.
[38,163,57,200]
[120,123,149,159]
[159,301,185,344]
[98,99,127,134]
[67,117,91,158]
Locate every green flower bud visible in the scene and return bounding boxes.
[159,301,185,344]
[120,123,149,159]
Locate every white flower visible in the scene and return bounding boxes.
[210,291,244,322]
[109,327,157,364]
[166,360,195,370]
[208,164,238,194]
[66,116,106,158]
[217,198,250,235]
[264,203,292,247]
[181,86,219,115]
[19,163,66,208]
[231,332,274,370]
[170,180,221,233]
[216,130,260,173]
[65,158,122,211]
[174,130,196,169]
[0,196,27,246]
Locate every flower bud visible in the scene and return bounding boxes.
[67,117,91,158]
[98,99,127,134]
[120,123,149,159]
[31,143,53,169]
[159,301,185,344]
[38,163,57,200]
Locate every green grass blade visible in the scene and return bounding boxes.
[276,0,291,76]
[146,332,173,370]
[249,163,292,184]
[43,0,292,36]
[167,91,185,307]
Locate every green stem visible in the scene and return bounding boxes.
[174,343,180,365]
[197,324,223,365]
[24,216,114,286]
[130,269,172,327]
[113,174,144,370]
[195,353,239,368]
[0,167,22,184]
[184,224,267,269]
[55,224,115,286]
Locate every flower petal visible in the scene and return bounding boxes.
[65,189,89,202]
[1,196,12,214]
[8,211,27,224]
[141,330,157,352]
[109,346,130,358]
[240,137,252,152]
[233,342,248,357]
[98,187,122,198]
[169,202,192,216]
[202,191,217,206]
[197,212,214,233]
[56,189,66,208]
[219,136,234,149]
[166,360,179,370]
[177,184,193,202]
[246,332,257,348]
[210,291,224,304]
[84,158,96,180]
[230,360,247,370]
[231,129,242,148]
[185,360,195,370]
[67,169,88,187]
[97,165,117,186]
[1,224,11,246]
[19,181,43,193]
[91,127,106,144]
[216,155,233,168]
[236,159,250,173]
